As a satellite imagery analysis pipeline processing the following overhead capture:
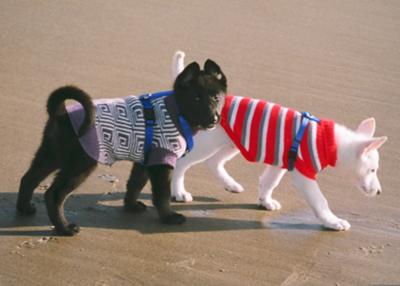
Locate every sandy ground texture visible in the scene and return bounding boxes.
[1,1,399,285]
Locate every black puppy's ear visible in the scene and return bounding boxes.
[176,61,200,86]
[204,59,227,85]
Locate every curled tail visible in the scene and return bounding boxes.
[47,85,95,136]
[172,50,186,80]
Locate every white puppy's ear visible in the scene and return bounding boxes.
[360,136,387,156]
[356,117,376,137]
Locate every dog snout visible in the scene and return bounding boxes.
[203,114,220,129]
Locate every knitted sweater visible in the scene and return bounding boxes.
[220,95,337,179]
[66,94,187,167]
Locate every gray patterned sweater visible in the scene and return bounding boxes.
[66,94,187,167]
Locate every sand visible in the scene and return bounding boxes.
[1,1,399,285]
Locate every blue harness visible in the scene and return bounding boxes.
[287,112,320,171]
[139,90,194,164]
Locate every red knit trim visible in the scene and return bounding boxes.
[220,95,254,161]
[220,95,234,127]
[322,119,337,168]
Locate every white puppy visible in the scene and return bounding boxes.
[171,51,387,231]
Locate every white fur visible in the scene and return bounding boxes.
[170,51,387,231]
[172,51,186,80]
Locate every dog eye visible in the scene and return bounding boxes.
[195,96,201,101]
[210,95,219,102]
[370,169,376,173]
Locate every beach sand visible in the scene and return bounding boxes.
[0,1,399,285]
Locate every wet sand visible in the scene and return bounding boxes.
[1,1,399,285]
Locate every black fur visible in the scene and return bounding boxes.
[16,60,227,236]
[174,60,227,128]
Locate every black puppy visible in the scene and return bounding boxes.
[17,60,227,236]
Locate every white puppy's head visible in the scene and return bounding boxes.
[353,118,387,196]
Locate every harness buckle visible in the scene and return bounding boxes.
[287,148,297,171]
[302,112,320,123]
[143,108,155,123]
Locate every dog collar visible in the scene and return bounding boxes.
[139,91,193,164]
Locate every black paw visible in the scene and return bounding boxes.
[56,223,81,236]
[124,201,147,213]
[160,212,186,225]
[16,203,37,215]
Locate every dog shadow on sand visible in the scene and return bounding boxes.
[0,191,325,237]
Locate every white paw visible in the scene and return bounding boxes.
[323,217,351,231]
[258,198,281,211]
[224,181,244,193]
[172,191,193,202]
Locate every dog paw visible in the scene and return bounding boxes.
[161,212,186,225]
[323,218,351,231]
[258,198,281,211]
[124,201,147,213]
[56,223,81,236]
[224,181,244,193]
[16,203,37,215]
[172,191,193,202]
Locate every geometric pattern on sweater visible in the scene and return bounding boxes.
[66,94,187,167]
[220,95,337,179]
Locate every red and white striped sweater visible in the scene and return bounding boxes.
[220,95,337,179]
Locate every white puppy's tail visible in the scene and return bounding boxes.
[172,50,185,80]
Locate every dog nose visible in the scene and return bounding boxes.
[377,189,381,195]
[213,114,220,124]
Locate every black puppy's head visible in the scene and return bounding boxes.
[173,59,227,129]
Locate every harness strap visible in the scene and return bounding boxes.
[139,90,193,164]
[178,115,193,152]
[288,112,320,171]
[139,94,156,160]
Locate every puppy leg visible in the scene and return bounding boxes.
[171,149,218,202]
[124,163,148,213]
[148,165,186,224]
[205,146,242,193]
[258,165,286,210]
[45,160,96,236]
[17,145,57,215]
[290,170,351,231]
[171,126,231,202]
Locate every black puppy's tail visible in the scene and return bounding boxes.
[47,85,95,136]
